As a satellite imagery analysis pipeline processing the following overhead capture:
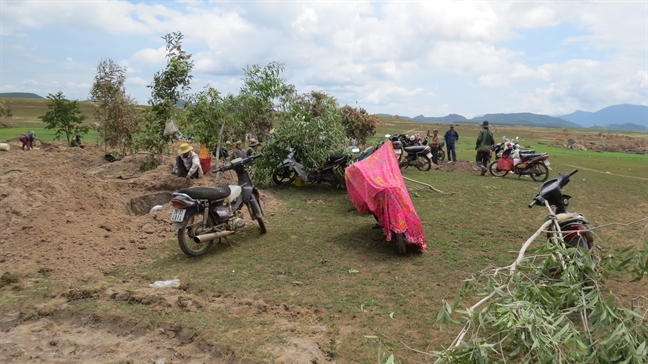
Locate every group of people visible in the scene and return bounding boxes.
[426,121,495,176]
[18,131,84,150]
[426,124,460,164]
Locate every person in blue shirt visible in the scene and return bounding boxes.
[443,124,459,162]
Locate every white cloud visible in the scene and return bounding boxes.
[1,1,645,117]
[478,75,511,88]
[131,47,166,66]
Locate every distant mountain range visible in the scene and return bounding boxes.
[2,92,646,132]
[0,92,44,99]
[380,104,647,132]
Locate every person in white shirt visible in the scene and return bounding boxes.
[173,143,203,180]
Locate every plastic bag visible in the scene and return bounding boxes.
[198,145,210,159]
[149,279,180,288]
[163,120,179,136]
[497,157,513,171]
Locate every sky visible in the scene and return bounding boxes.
[1,0,647,119]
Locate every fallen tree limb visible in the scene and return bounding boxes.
[402,176,455,195]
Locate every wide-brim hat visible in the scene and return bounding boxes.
[248,138,260,147]
[433,129,438,132]
[178,143,193,154]
[481,120,490,127]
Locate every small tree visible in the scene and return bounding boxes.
[238,62,292,141]
[39,91,89,145]
[339,105,381,146]
[253,91,348,183]
[182,87,242,150]
[139,31,193,169]
[0,100,12,128]
[89,58,141,156]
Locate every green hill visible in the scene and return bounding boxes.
[0,92,44,99]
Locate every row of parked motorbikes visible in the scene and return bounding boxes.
[167,132,561,258]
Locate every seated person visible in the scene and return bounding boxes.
[173,143,203,180]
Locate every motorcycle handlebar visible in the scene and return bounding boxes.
[567,169,578,177]
[213,153,263,173]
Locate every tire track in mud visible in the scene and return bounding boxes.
[564,164,648,181]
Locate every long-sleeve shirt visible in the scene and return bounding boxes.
[444,130,459,145]
[175,151,203,176]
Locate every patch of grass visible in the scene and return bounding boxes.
[1,117,646,362]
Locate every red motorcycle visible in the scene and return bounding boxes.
[489,142,551,182]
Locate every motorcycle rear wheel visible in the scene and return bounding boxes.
[530,162,549,182]
[394,233,407,254]
[489,162,508,177]
[178,209,215,257]
[272,167,297,185]
[437,149,445,161]
[415,155,432,171]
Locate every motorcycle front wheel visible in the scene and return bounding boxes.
[415,155,432,171]
[272,166,297,185]
[489,162,508,177]
[530,162,549,182]
[178,209,216,257]
[248,197,267,234]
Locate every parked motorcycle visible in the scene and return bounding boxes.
[272,146,355,187]
[396,135,433,171]
[489,140,551,182]
[345,141,426,254]
[528,169,594,260]
[171,154,266,257]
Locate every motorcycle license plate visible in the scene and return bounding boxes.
[426,152,432,159]
[170,208,186,222]
[395,149,402,155]
[545,160,551,166]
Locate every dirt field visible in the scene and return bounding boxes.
[0,139,336,363]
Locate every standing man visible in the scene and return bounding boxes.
[426,128,440,165]
[475,120,495,176]
[19,131,35,151]
[443,124,459,163]
[173,143,203,180]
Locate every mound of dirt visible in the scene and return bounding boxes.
[434,160,481,173]
[0,140,276,279]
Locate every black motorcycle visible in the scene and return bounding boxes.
[171,154,266,257]
[272,147,352,188]
[397,135,432,171]
[528,169,594,258]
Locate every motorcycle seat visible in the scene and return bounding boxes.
[522,153,545,160]
[178,186,231,200]
[327,154,348,164]
[403,145,428,153]
[519,149,536,154]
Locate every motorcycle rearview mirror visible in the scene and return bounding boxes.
[502,135,506,140]
[385,134,391,138]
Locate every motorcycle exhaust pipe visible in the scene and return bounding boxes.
[193,230,235,244]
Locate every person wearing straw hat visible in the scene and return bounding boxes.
[173,143,203,180]
[246,138,261,157]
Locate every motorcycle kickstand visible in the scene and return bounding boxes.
[222,236,235,248]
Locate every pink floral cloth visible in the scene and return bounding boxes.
[345,141,426,251]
